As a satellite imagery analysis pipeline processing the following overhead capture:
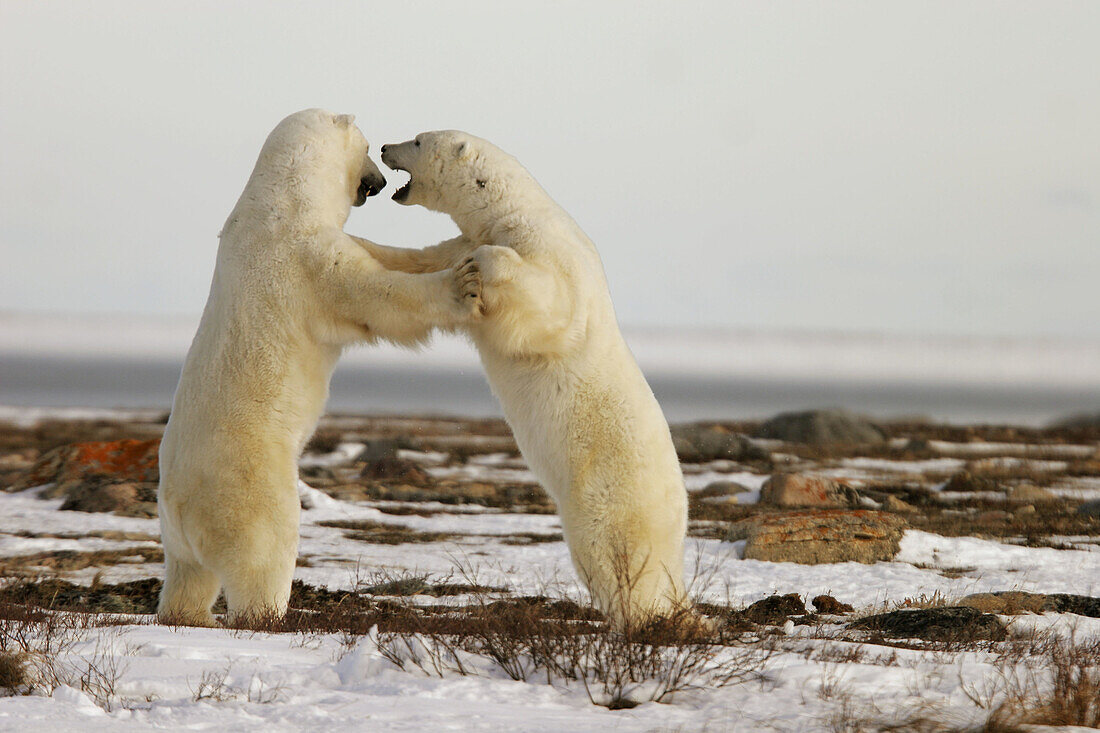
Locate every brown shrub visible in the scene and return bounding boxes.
[0,651,27,689]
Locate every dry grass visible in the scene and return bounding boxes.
[0,547,164,577]
[374,603,771,709]
[0,603,137,710]
[980,635,1100,728]
[316,519,457,545]
[0,651,28,690]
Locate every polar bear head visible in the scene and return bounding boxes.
[381,130,534,224]
[253,109,387,219]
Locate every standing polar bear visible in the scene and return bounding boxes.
[157,110,482,625]
[363,131,689,628]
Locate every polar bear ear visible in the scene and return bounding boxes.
[453,141,472,159]
[334,114,355,128]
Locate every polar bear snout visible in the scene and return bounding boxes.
[380,141,414,171]
[354,171,387,207]
[381,142,417,204]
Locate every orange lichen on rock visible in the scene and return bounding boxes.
[10,439,160,492]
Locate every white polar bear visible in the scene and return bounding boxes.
[361,131,689,629]
[157,111,481,625]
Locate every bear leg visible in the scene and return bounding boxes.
[157,556,220,627]
[221,553,296,624]
[565,522,687,631]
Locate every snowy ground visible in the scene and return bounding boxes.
[0,410,1098,730]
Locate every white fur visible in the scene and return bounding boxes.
[376,131,688,628]
[157,111,480,625]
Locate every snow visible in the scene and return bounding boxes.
[297,443,366,468]
[1,425,1099,729]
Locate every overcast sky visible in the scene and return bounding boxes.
[1,1,1097,338]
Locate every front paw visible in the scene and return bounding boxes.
[453,257,483,317]
[472,244,522,284]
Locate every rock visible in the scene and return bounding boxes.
[1049,411,1100,429]
[0,453,35,472]
[848,606,1006,641]
[1078,499,1100,518]
[355,438,408,464]
[1045,594,1100,618]
[903,438,933,453]
[742,593,807,625]
[942,471,999,493]
[725,510,907,564]
[812,595,854,614]
[360,457,428,483]
[882,495,917,513]
[759,473,860,508]
[10,439,160,493]
[960,591,1100,618]
[1007,485,1057,503]
[59,481,158,518]
[1014,504,1036,516]
[354,438,428,482]
[959,591,1052,614]
[752,410,886,446]
[670,425,769,463]
[697,481,751,498]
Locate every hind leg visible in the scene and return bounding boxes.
[157,555,220,627]
[221,551,296,624]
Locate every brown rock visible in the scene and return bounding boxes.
[1007,485,1057,503]
[812,595,855,614]
[726,510,908,564]
[360,456,428,483]
[671,425,770,463]
[695,479,756,501]
[59,481,158,518]
[11,439,160,493]
[942,471,998,493]
[759,473,860,509]
[753,410,886,445]
[848,606,1006,642]
[882,495,917,513]
[742,593,807,624]
[1078,499,1100,517]
[959,592,1052,615]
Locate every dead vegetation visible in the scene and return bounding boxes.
[317,519,458,545]
[0,547,164,577]
[834,634,1100,731]
[0,603,138,710]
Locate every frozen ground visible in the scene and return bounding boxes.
[0,409,1098,730]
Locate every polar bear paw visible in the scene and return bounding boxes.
[454,257,483,316]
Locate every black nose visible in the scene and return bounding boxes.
[381,144,390,154]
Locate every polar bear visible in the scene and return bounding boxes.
[157,111,482,625]
[358,131,689,629]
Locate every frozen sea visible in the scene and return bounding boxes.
[2,313,1099,425]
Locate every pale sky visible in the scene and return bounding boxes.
[1,1,1098,337]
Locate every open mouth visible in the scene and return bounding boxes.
[388,164,412,203]
[354,176,385,207]
[392,177,411,203]
[382,148,412,203]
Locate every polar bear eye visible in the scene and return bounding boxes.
[476,179,486,189]
[414,140,420,147]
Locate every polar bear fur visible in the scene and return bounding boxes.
[157,111,481,625]
[362,131,688,628]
